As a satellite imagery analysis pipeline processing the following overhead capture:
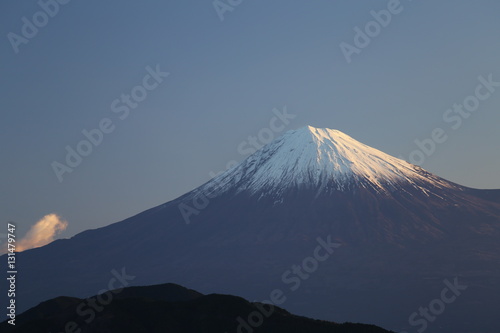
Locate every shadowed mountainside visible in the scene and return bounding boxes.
[0,283,393,333]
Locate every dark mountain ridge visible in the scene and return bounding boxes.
[0,283,393,333]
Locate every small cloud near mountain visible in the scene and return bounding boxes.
[1,214,67,254]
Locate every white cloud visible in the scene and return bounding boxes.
[2,214,68,254]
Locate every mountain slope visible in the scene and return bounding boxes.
[4,126,500,332]
[201,126,457,197]
[0,283,393,333]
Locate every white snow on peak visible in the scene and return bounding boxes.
[199,126,455,196]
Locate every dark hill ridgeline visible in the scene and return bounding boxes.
[0,283,393,333]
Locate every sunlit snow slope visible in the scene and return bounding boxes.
[200,126,456,196]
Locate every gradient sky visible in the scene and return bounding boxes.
[1,0,499,241]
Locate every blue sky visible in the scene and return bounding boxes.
[1,0,499,240]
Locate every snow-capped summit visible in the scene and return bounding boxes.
[200,125,454,196]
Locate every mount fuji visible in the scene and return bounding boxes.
[5,126,500,332]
